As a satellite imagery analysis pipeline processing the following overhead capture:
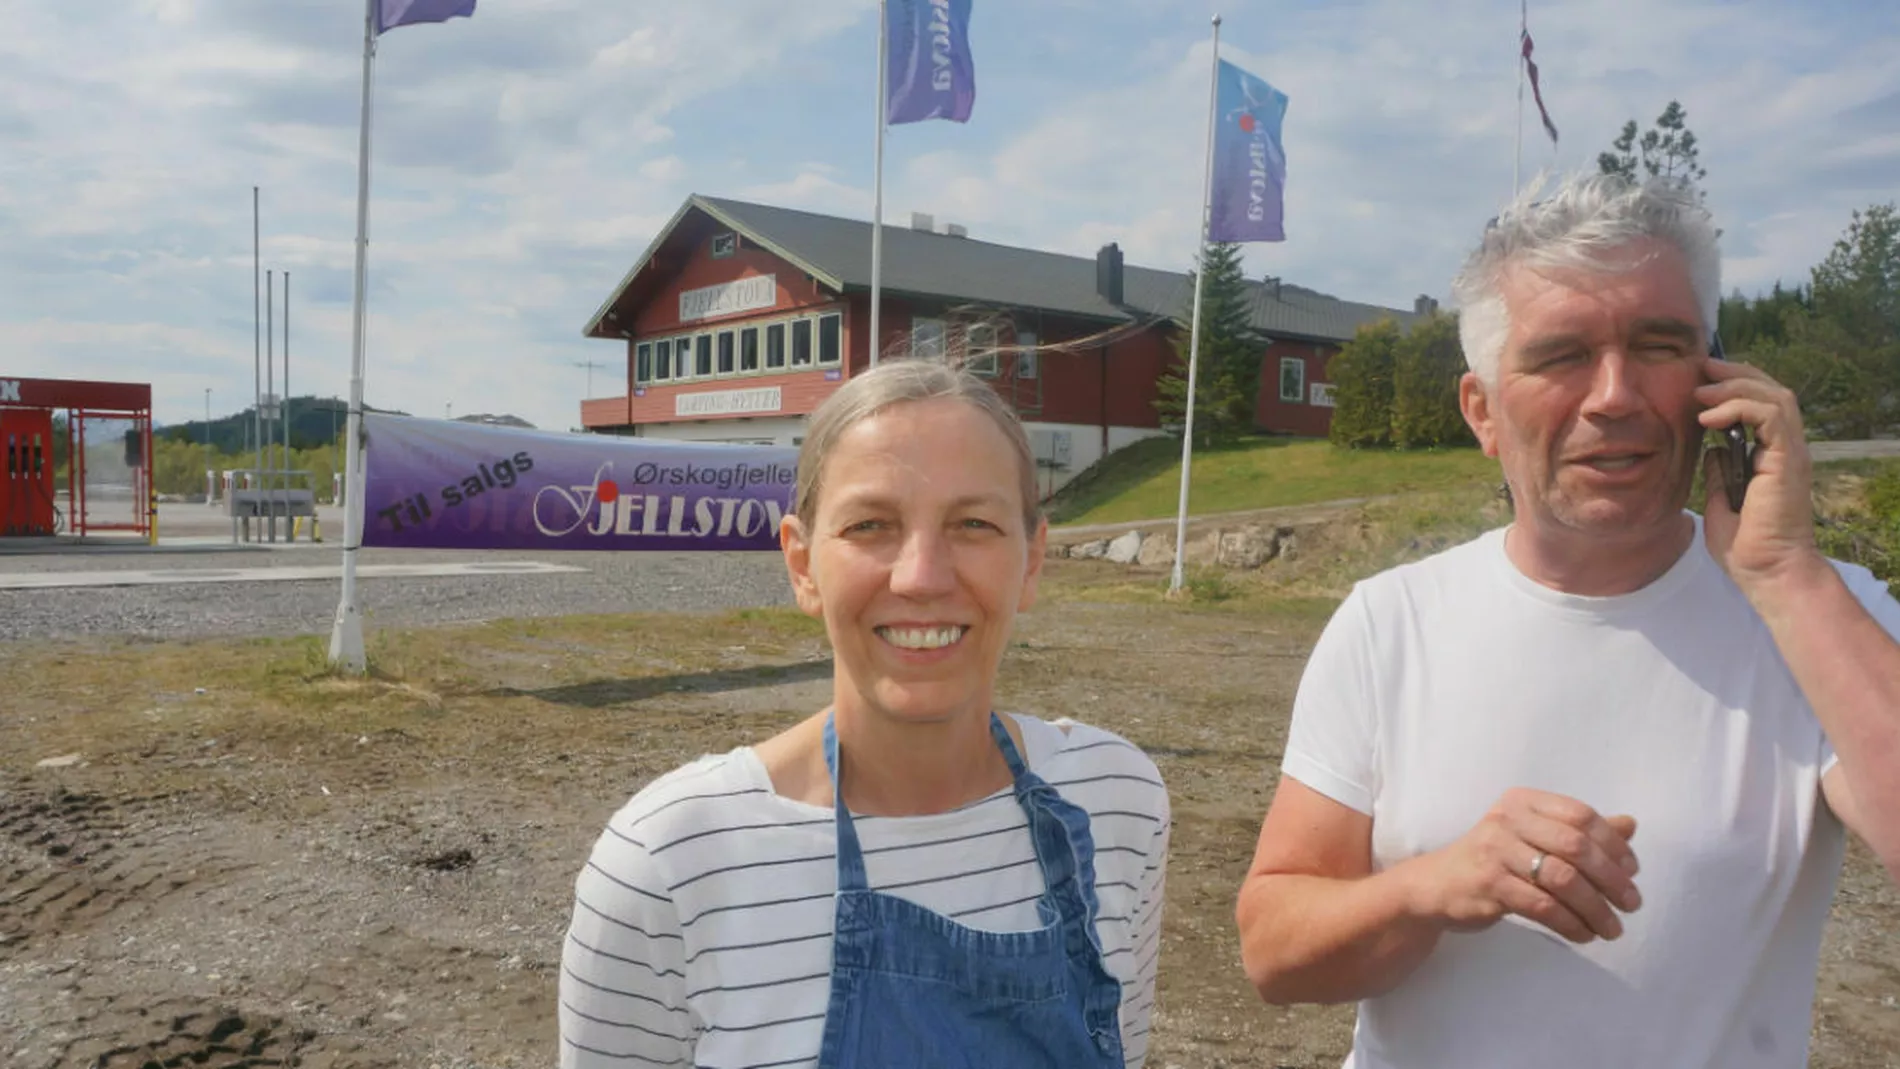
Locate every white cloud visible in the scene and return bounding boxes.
[1,0,1895,434]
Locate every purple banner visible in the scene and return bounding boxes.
[360,414,796,551]
[886,0,975,124]
[1209,59,1289,243]
[376,0,476,35]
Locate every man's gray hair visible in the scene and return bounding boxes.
[1451,172,1722,385]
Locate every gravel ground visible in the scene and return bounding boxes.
[0,546,793,643]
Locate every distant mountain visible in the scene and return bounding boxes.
[454,413,536,429]
[161,396,410,452]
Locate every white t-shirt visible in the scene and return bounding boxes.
[1282,515,1900,1069]
[560,714,1170,1069]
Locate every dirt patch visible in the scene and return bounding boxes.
[1,554,1896,1067]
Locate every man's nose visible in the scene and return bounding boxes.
[1581,350,1643,419]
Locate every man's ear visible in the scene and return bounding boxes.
[1460,372,1500,459]
[780,514,824,618]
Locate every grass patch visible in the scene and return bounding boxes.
[1046,436,1498,526]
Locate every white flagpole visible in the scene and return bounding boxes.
[870,0,888,367]
[1514,0,1525,193]
[1169,13,1222,595]
[329,0,378,672]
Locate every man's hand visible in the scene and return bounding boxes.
[1697,359,1825,595]
[1400,788,1642,944]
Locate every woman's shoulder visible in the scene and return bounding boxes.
[1016,714,1161,776]
[1013,715,1168,817]
[594,747,789,859]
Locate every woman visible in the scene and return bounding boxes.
[558,358,1170,1067]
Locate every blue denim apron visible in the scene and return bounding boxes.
[815,711,1127,1068]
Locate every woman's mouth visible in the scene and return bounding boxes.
[875,625,969,651]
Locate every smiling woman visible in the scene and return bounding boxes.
[558,358,1171,1069]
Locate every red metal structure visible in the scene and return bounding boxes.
[0,376,153,540]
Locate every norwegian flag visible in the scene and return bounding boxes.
[1521,28,1559,145]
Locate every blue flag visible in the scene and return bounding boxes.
[886,0,975,124]
[1208,59,1289,243]
[376,0,476,35]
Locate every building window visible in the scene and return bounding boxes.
[654,340,672,381]
[718,330,736,374]
[963,323,998,375]
[766,323,787,368]
[911,317,946,361]
[1015,329,1038,379]
[1279,356,1306,403]
[1309,382,1337,408]
[741,327,760,371]
[696,334,713,376]
[711,232,737,258]
[792,318,813,365]
[818,313,841,364]
[635,343,652,385]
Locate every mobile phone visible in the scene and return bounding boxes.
[1708,332,1753,512]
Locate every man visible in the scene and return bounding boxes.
[1234,171,1900,1068]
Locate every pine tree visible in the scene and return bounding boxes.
[1154,243,1264,448]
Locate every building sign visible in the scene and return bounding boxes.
[1309,382,1336,408]
[676,386,783,418]
[679,275,777,323]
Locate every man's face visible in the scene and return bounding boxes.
[1461,238,1709,541]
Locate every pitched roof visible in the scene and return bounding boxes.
[584,195,1422,343]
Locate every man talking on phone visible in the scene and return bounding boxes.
[1234,170,1900,1068]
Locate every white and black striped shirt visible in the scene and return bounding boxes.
[559,715,1170,1069]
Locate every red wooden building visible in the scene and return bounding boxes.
[582,196,1427,494]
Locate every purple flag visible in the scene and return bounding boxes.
[376,0,476,35]
[1208,59,1289,243]
[886,0,975,124]
[360,414,796,551]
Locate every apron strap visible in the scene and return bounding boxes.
[823,711,871,892]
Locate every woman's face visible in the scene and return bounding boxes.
[782,398,1044,728]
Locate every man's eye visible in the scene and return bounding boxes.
[843,519,887,534]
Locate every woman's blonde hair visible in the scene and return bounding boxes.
[794,357,1040,533]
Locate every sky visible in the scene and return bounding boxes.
[3,0,1897,435]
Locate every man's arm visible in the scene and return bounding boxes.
[1696,359,1900,885]
[1235,777,1443,1004]
[1748,558,1900,883]
[1236,778,1641,1006]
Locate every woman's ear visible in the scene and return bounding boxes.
[781,514,824,618]
[1019,515,1048,611]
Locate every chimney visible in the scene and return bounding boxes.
[910,211,935,233]
[1095,242,1124,306]
[1263,274,1283,300]
[945,223,969,239]
[1414,294,1440,315]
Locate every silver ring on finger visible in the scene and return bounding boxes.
[1528,851,1548,886]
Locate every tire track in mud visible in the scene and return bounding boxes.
[17,996,314,1069]
[0,783,254,954]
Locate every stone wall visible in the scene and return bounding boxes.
[1049,521,1304,571]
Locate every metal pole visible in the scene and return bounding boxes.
[284,270,292,538]
[869,0,887,367]
[266,267,276,541]
[1170,14,1223,595]
[204,387,212,508]
[253,186,262,518]
[1515,0,1525,194]
[329,0,377,673]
